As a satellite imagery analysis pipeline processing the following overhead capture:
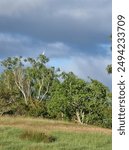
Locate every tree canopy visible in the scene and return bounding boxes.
[0,54,112,128]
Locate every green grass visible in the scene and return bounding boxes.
[0,117,112,150]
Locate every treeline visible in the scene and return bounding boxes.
[0,54,112,128]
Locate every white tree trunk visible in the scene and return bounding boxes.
[76,110,82,124]
[13,69,28,105]
[76,110,85,124]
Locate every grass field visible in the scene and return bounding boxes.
[0,116,112,150]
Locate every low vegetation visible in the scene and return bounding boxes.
[0,116,111,150]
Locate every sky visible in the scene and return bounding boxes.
[0,0,112,89]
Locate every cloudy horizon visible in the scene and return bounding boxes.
[0,0,112,89]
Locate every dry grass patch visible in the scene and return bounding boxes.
[0,116,111,135]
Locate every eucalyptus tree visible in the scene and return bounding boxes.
[1,54,56,105]
[1,56,29,105]
[26,54,56,102]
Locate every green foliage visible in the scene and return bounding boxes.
[106,64,112,74]
[106,35,112,74]
[27,100,48,117]
[0,54,112,128]
[83,79,112,127]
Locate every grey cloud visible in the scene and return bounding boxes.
[54,54,112,89]
[0,0,111,57]
[0,33,111,60]
[0,0,112,88]
[0,33,73,59]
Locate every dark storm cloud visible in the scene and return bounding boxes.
[0,0,111,58]
[0,33,74,59]
[0,0,112,88]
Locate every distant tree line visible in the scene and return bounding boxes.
[0,54,112,128]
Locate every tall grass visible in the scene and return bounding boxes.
[20,130,56,143]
